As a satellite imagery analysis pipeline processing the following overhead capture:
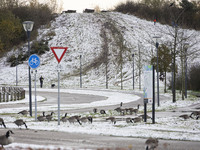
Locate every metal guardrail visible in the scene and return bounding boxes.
[0,87,25,102]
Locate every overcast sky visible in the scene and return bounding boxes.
[60,0,138,12]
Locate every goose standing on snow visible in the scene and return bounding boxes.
[179,114,191,120]
[0,118,6,128]
[37,112,45,122]
[132,117,142,123]
[100,109,106,114]
[87,116,93,123]
[139,114,152,121]
[190,111,200,119]
[46,112,54,122]
[18,110,28,116]
[68,116,82,125]
[14,119,28,129]
[0,130,14,148]
[80,117,88,123]
[126,117,133,123]
[106,117,116,124]
[145,137,159,150]
[131,104,140,115]
[80,116,93,124]
[61,113,68,123]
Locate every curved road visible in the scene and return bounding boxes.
[0,89,200,150]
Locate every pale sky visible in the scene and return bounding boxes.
[59,0,138,12]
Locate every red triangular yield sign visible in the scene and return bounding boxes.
[50,47,68,63]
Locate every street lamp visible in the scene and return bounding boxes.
[23,21,34,116]
[153,36,161,107]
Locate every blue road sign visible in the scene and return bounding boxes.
[28,54,40,69]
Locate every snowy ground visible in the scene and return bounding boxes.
[0,12,200,149]
[0,12,199,89]
[0,88,200,149]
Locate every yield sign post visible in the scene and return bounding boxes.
[51,47,68,125]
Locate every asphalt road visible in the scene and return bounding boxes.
[1,89,200,150]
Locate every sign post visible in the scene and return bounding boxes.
[50,47,68,125]
[143,65,155,123]
[28,54,40,121]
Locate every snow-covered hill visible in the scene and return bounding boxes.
[0,12,199,89]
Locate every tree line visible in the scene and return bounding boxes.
[114,0,200,30]
[0,0,58,57]
[115,0,200,96]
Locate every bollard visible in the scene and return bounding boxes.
[22,90,25,99]
[2,92,5,102]
[2,87,5,102]
[6,92,9,102]
[14,92,17,101]
[10,92,13,101]
[17,91,20,100]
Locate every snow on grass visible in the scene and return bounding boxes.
[0,12,200,149]
[1,88,200,143]
[0,12,199,89]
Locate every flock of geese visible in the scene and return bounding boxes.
[1,102,200,149]
[101,103,152,125]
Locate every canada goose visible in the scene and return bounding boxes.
[139,115,152,121]
[190,111,200,119]
[0,118,6,128]
[14,119,28,129]
[68,116,82,125]
[126,117,133,123]
[80,117,88,123]
[114,107,122,113]
[37,112,46,122]
[114,107,125,115]
[126,108,133,115]
[93,108,97,113]
[80,116,93,124]
[61,113,68,123]
[100,109,106,114]
[132,117,142,123]
[87,116,93,123]
[131,104,140,115]
[73,115,81,120]
[120,109,126,115]
[46,112,54,122]
[145,137,159,150]
[179,114,191,120]
[106,117,116,124]
[196,115,200,120]
[0,130,14,148]
[18,110,28,116]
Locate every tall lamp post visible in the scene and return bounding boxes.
[23,21,34,116]
[153,36,161,107]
